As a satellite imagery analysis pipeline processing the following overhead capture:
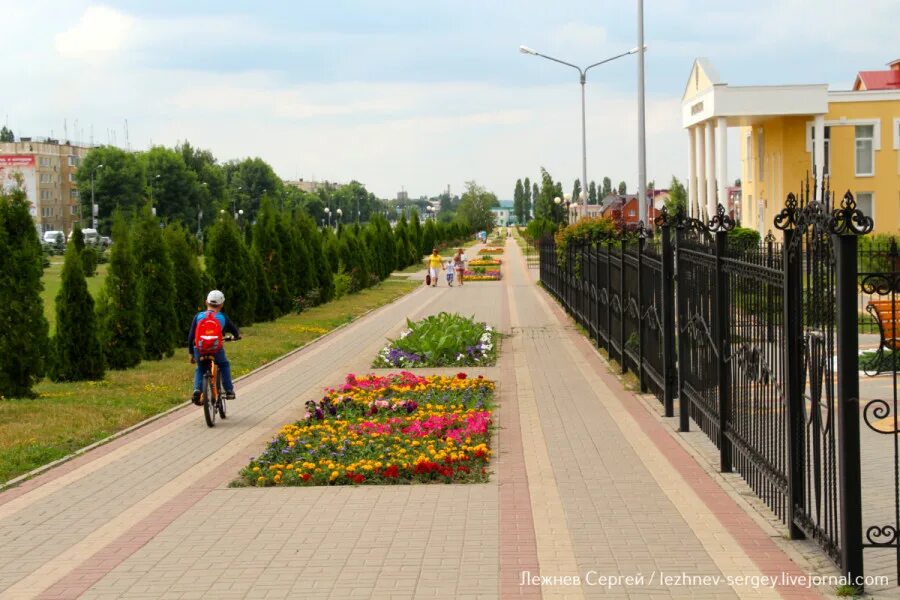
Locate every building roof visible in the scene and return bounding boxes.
[852,59,900,91]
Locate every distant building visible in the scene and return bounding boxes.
[599,194,661,225]
[490,207,513,226]
[0,137,92,234]
[284,178,343,193]
[397,190,409,202]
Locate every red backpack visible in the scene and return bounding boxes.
[194,311,223,355]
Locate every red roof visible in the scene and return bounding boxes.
[854,65,900,91]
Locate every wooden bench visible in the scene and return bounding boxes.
[865,299,900,375]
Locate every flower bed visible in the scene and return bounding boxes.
[478,247,504,255]
[469,258,502,266]
[463,269,501,281]
[373,312,497,367]
[238,372,494,486]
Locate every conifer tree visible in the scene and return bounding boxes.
[72,223,85,252]
[296,213,333,302]
[49,244,105,381]
[134,208,178,359]
[250,249,275,322]
[0,187,49,396]
[205,215,255,327]
[100,213,143,369]
[163,223,204,341]
[253,199,290,315]
[409,209,423,255]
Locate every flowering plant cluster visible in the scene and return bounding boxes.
[238,372,494,486]
[373,312,498,367]
[478,247,504,255]
[463,269,501,281]
[469,258,502,266]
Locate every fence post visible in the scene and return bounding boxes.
[619,236,627,375]
[714,228,732,473]
[676,222,690,432]
[637,230,647,392]
[782,227,805,540]
[593,243,601,348]
[606,241,613,357]
[833,219,865,587]
[661,221,676,418]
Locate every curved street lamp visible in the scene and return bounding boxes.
[90,163,104,230]
[519,43,644,221]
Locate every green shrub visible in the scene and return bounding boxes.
[163,223,204,340]
[205,215,255,327]
[729,227,761,254]
[49,244,105,381]
[134,208,178,360]
[100,213,143,370]
[0,187,50,397]
[333,267,352,300]
[81,245,99,277]
[373,312,498,367]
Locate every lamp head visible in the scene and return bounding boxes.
[519,45,538,56]
[628,44,648,54]
[554,196,561,205]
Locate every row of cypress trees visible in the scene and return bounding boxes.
[0,195,471,398]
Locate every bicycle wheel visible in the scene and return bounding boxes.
[202,372,216,428]
[217,370,227,419]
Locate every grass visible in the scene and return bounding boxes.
[0,278,419,485]
[41,258,109,332]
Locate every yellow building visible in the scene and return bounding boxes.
[682,58,900,234]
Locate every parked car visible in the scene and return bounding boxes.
[42,230,65,246]
[68,228,100,246]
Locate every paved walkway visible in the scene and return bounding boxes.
[0,239,828,599]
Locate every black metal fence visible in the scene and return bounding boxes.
[539,184,891,589]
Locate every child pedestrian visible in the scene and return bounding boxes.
[446,261,455,287]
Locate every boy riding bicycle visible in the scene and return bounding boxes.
[188,290,240,405]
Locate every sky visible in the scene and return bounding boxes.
[2,1,897,199]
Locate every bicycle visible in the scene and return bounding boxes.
[197,336,237,428]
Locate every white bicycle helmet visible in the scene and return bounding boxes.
[206,290,225,306]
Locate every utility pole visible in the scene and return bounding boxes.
[637,0,648,224]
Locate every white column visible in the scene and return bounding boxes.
[716,117,728,216]
[705,122,716,219]
[813,114,825,202]
[695,125,706,218]
[688,127,697,217]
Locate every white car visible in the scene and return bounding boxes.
[42,230,65,245]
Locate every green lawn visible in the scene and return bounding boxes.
[41,258,109,332]
[0,279,419,484]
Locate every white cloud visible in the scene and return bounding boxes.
[54,5,135,62]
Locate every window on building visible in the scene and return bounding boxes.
[69,189,79,199]
[39,173,51,183]
[41,207,53,218]
[856,125,875,176]
[628,208,636,217]
[856,192,874,220]
[70,206,78,215]
[810,126,831,176]
[39,157,50,167]
[68,173,75,182]
[68,156,79,166]
[40,190,50,200]
[757,129,765,182]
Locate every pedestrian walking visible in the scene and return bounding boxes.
[445,261,455,287]
[427,248,444,288]
[453,248,467,286]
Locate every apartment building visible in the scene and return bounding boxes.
[0,137,92,234]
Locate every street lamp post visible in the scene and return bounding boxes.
[336,208,343,229]
[519,43,644,221]
[90,163,104,230]
[325,207,331,228]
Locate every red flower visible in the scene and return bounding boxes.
[301,473,311,481]
[456,372,467,380]
[456,465,470,474]
[439,467,453,477]
[383,465,400,478]
[353,474,366,484]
